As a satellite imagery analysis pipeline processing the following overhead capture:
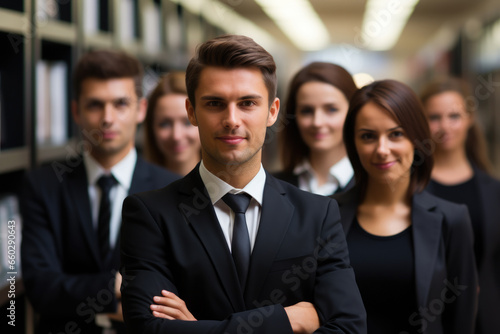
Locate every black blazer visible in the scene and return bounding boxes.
[333,188,478,334]
[273,170,355,196]
[20,156,179,334]
[120,166,367,333]
[426,167,500,333]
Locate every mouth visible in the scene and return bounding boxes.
[101,131,117,140]
[373,161,396,170]
[217,136,245,145]
[311,132,328,140]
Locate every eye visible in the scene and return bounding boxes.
[390,130,405,139]
[85,101,103,110]
[205,101,223,108]
[297,107,313,115]
[326,105,338,113]
[449,113,462,120]
[360,132,375,141]
[114,98,130,108]
[240,100,256,108]
[428,114,440,122]
[158,120,173,129]
[183,118,192,127]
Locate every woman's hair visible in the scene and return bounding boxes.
[420,76,492,173]
[144,71,187,166]
[343,79,433,197]
[279,62,357,173]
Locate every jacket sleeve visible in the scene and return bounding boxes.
[313,199,367,333]
[20,171,118,316]
[442,204,478,334]
[120,194,293,334]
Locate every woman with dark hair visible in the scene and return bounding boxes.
[275,62,357,195]
[420,76,500,334]
[144,72,201,176]
[333,79,478,334]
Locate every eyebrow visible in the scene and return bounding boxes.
[84,96,133,103]
[200,95,263,101]
[357,126,403,132]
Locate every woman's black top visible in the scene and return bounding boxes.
[428,175,483,268]
[347,218,418,334]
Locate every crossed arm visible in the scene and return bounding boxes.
[150,290,320,333]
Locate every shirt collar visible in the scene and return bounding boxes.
[83,148,137,189]
[330,156,354,188]
[293,156,353,188]
[199,160,266,206]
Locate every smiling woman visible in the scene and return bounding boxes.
[276,62,357,196]
[144,72,201,176]
[333,79,478,334]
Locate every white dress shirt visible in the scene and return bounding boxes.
[294,156,354,196]
[199,161,265,252]
[83,148,137,249]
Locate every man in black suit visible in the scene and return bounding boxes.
[20,50,179,334]
[120,35,366,333]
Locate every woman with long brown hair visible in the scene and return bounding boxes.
[421,76,500,334]
[334,79,477,333]
[275,62,357,195]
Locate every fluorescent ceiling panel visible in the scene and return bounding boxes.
[255,0,330,51]
[361,0,419,51]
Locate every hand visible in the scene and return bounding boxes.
[284,302,319,334]
[106,302,124,322]
[115,272,122,299]
[150,290,197,321]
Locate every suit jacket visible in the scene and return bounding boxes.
[20,156,179,334]
[273,171,355,196]
[426,167,500,334]
[332,188,478,334]
[120,166,367,333]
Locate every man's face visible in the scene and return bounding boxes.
[72,78,146,165]
[186,67,279,175]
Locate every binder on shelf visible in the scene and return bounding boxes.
[143,1,161,52]
[36,0,59,21]
[83,0,99,34]
[119,0,135,42]
[36,60,68,146]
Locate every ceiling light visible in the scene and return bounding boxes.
[170,0,275,50]
[255,0,329,51]
[360,0,419,51]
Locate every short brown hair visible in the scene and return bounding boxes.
[185,34,277,108]
[280,62,357,173]
[420,76,492,174]
[73,49,144,99]
[344,80,433,197]
[144,72,187,166]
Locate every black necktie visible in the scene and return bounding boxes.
[97,174,117,258]
[222,193,252,290]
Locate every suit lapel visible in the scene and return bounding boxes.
[66,162,102,266]
[244,175,294,307]
[334,187,360,234]
[178,168,245,312]
[412,191,443,307]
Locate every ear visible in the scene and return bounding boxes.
[136,98,147,124]
[186,98,198,126]
[71,100,80,125]
[267,97,280,127]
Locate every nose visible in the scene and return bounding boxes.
[376,136,390,157]
[172,122,183,141]
[222,104,240,129]
[101,103,115,128]
[312,110,324,127]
